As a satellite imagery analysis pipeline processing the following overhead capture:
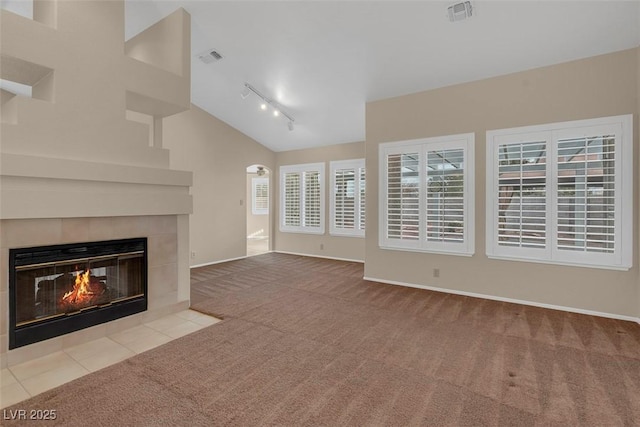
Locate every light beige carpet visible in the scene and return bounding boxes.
[6,253,640,426]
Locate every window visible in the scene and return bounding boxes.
[486,115,632,270]
[379,133,475,255]
[279,163,325,234]
[330,159,365,237]
[251,177,269,215]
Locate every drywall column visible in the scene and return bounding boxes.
[637,46,640,320]
[177,214,190,302]
[154,117,163,148]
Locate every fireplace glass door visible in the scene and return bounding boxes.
[9,238,147,349]
[16,253,144,327]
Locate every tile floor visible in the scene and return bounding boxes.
[0,309,221,409]
[247,237,269,257]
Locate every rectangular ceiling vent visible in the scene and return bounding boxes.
[448,1,473,22]
[197,49,223,64]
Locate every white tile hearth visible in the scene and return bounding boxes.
[110,325,173,354]
[66,337,136,373]
[0,368,30,408]
[0,310,221,409]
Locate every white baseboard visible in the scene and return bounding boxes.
[275,250,364,264]
[363,276,640,325]
[190,255,247,268]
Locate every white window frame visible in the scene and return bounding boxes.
[251,177,269,215]
[486,114,633,270]
[379,133,475,256]
[279,162,325,234]
[330,159,365,237]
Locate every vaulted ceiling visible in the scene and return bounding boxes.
[66,2,640,151]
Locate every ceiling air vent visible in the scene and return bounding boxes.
[448,1,473,22]
[197,49,223,64]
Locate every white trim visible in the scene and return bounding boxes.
[379,245,473,257]
[486,254,631,271]
[275,250,364,264]
[190,255,247,268]
[330,233,366,238]
[363,276,640,324]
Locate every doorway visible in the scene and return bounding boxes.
[246,165,270,256]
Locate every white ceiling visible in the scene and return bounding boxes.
[42,1,640,152]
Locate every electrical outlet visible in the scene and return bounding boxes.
[433,268,440,278]
[240,199,244,206]
[320,243,324,250]
[190,251,196,259]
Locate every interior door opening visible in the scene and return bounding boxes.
[246,165,270,256]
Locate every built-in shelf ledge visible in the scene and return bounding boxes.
[1,153,192,186]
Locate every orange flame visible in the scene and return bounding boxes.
[62,270,96,305]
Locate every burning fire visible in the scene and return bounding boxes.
[62,270,106,306]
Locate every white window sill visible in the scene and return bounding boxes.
[486,254,631,271]
[379,245,474,257]
[329,232,365,238]
[279,228,325,235]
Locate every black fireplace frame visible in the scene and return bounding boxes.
[9,238,148,349]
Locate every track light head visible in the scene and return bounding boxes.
[244,82,295,130]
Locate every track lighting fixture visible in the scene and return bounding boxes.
[242,83,295,131]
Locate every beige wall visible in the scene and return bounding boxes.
[246,172,270,239]
[0,3,193,220]
[366,48,639,318]
[1,3,190,167]
[163,105,276,266]
[275,141,365,262]
[0,1,194,365]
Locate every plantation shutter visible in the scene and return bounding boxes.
[487,115,630,269]
[284,172,300,227]
[330,159,365,237]
[303,171,321,227]
[359,167,366,231]
[381,134,474,255]
[556,135,616,253]
[280,163,325,234]
[497,141,547,249]
[334,168,356,229]
[252,178,269,215]
[426,148,465,243]
[387,152,420,240]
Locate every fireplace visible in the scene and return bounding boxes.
[9,238,148,349]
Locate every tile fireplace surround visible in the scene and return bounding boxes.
[0,215,191,369]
